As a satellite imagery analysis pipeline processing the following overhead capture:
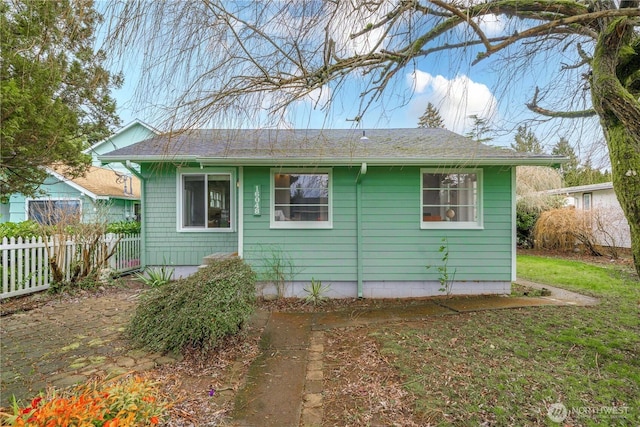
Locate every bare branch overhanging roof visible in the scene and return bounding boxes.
[99,128,565,166]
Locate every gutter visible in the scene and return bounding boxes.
[98,155,566,168]
[355,163,367,299]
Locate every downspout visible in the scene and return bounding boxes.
[356,163,367,298]
[511,167,517,283]
[124,160,146,269]
[237,166,244,258]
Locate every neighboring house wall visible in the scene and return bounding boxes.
[563,186,631,248]
[142,163,514,296]
[5,176,134,224]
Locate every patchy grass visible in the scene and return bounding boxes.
[324,256,640,426]
[517,254,638,298]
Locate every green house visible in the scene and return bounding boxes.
[1,120,156,225]
[100,128,562,298]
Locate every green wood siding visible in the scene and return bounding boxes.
[360,166,512,281]
[241,165,513,283]
[141,164,238,266]
[242,167,358,281]
[139,164,513,284]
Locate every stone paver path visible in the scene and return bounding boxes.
[0,290,181,406]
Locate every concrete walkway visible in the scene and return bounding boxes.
[0,281,596,425]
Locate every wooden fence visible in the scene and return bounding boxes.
[1,233,141,299]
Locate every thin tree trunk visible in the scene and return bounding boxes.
[591,17,640,277]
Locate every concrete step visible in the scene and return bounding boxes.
[201,252,237,266]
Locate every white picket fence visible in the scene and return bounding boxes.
[1,233,141,299]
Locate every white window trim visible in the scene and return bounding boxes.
[420,168,483,230]
[26,198,83,223]
[270,168,333,229]
[176,168,236,232]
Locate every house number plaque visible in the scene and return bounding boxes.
[254,185,261,216]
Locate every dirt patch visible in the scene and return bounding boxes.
[323,326,419,426]
[147,331,263,426]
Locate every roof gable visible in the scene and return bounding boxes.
[85,120,159,161]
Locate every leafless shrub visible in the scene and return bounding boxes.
[533,208,602,256]
[591,208,627,259]
[31,203,119,287]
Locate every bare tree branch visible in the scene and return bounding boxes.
[527,87,597,118]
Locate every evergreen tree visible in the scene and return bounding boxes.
[511,125,544,153]
[465,114,493,143]
[1,0,122,197]
[564,161,612,187]
[551,137,579,174]
[418,102,445,128]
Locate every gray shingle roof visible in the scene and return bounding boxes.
[99,128,563,166]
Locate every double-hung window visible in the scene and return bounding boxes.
[179,172,233,231]
[271,169,332,228]
[421,169,482,229]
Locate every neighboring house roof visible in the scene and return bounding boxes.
[84,119,160,157]
[544,182,614,195]
[46,165,141,200]
[99,128,565,166]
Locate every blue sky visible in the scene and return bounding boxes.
[102,3,606,159]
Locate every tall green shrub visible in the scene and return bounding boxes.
[127,257,256,353]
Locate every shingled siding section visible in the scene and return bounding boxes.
[142,164,238,273]
[241,165,513,297]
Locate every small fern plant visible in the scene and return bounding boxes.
[426,237,457,296]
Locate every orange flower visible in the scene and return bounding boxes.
[150,416,159,424]
[103,417,120,427]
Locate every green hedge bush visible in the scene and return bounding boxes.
[0,220,40,238]
[127,257,256,353]
[106,220,141,234]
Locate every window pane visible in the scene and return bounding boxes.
[28,200,80,225]
[183,175,205,227]
[422,172,478,223]
[274,173,329,222]
[207,175,231,228]
[182,174,232,229]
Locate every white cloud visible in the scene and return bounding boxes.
[407,70,498,134]
[474,14,505,37]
